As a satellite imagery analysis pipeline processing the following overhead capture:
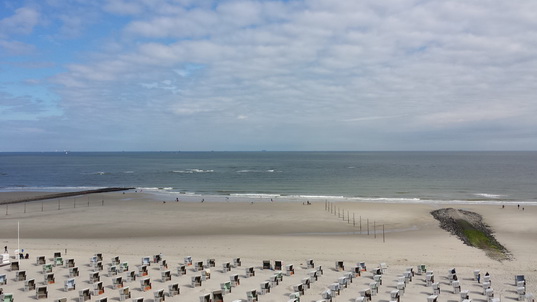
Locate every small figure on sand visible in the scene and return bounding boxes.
[4,246,7,253]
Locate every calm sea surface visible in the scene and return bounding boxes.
[1,151,536,204]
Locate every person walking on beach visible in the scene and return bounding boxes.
[4,246,6,253]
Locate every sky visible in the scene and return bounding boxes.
[1,0,537,151]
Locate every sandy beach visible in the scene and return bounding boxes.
[0,190,535,301]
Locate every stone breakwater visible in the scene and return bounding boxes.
[0,187,133,204]
[431,208,511,261]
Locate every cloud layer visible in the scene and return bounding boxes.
[1,0,537,151]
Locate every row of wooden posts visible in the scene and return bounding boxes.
[324,200,385,243]
[4,197,105,215]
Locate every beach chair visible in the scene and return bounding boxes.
[93,261,103,271]
[120,262,129,272]
[64,278,76,291]
[36,256,46,265]
[126,270,136,282]
[140,278,151,291]
[141,257,150,266]
[404,270,413,283]
[370,282,379,295]
[159,259,168,270]
[199,293,211,302]
[518,287,526,301]
[260,281,271,294]
[184,256,192,266]
[426,272,434,286]
[286,264,295,276]
[191,275,202,287]
[233,257,241,267]
[108,265,118,277]
[321,289,333,301]
[201,268,211,280]
[526,293,535,302]
[427,295,438,302]
[213,290,224,302]
[15,270,26,281]
[230,274,240,286]
[453,280,461,293]
[352,266,361,277]
[269,275,279,287]
[25,278,36,291]
[221,281,232,294]
[137,265,148,277]
[483,274,491,284]
[111,256,120,266]
[262,260,271,270]
[119,286,131,301]
[372,267,382,276]
[355,297,366,302]
[161,270,172,282]
[35,285,48,299]
[482,282,492,295]
[338,276,348,289]
[223,262,231,272]
[69,266,80,277]
[485,288,494,300]
[358,262,367,271]
[65,258,75,268]
[373,274,382,285]
[153,254,162,264]
[89,271,100,283]
[79,288,91,302]
[45,272,55,284]
[54,257,64,267]
[153,289,165,302]
[43,263,53,274]
[289,292,300,301]
[309,270,318,282]
[460,290,470,300]
[418,264,426,275]
[112,276,124,289]
[359,288,372,301]
[246,289,258,302]
[246,266,255,277]
[474,270,480,281]
[335,261,344,271]
[302,277,311,289]
[515,275,526,286]
[10,261,19,271]
[390,290,400,302]
[177,264,186,276]
[432,282,440,295]
[293,283,305,295]
[276,271,283,281]
[406,267,415,277]
[274,260,283,271]
[94,253,103,262]
[207,258,216,268]
[0,275,6,285]
[329,283,341,296]
[93,281,105,295]
[53,251,61,259]
[195,261,204,271]
[168,283,179,297]
[380,262,388,273]
[0,293,13,302]
[306,259,314,269]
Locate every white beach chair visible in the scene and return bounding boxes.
[89,271,100,283]
[206,258,216,268]
[286,264,295,276]
[64,278,76,291]
[93,281,105,296]
[119,286,131,301]
[293,283,304,295]
[246,266,255,277]
[213,290,224,302]
[427,295,438,302]
[161,270,172,282]
[230,274,240,287]
[36,286,48,299]
[452,280,461,293]
[390,290,400,302]
[260,281,271,294]
[78,288,91,302]
[25,278,36,291]
[247,289,258,302]
[233,257,241,267]
[177,264,186,276]
[168,283,179,297]
[153,289,165,302]
[140,278,152,292]
[191,275,202,287]
[221,281,232,294]
[15,270,26,281]
[432,282,440,295]
[112,276,124,289]
[335,261,344,271]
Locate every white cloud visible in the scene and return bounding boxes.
[0,6,40,37]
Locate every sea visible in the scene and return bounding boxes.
[1,151,536,205]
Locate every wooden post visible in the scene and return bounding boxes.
[58,200,60,210]
[374,221,376,239]
[41,201,44,212]
[383,225,385,243]
[24,203,26,213]
[74,198,76,208]
[5,204,7,215]
[353,213,355,227]
[367,219,369,235]
[360,216,362,233]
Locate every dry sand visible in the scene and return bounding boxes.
[0,191,535,301]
